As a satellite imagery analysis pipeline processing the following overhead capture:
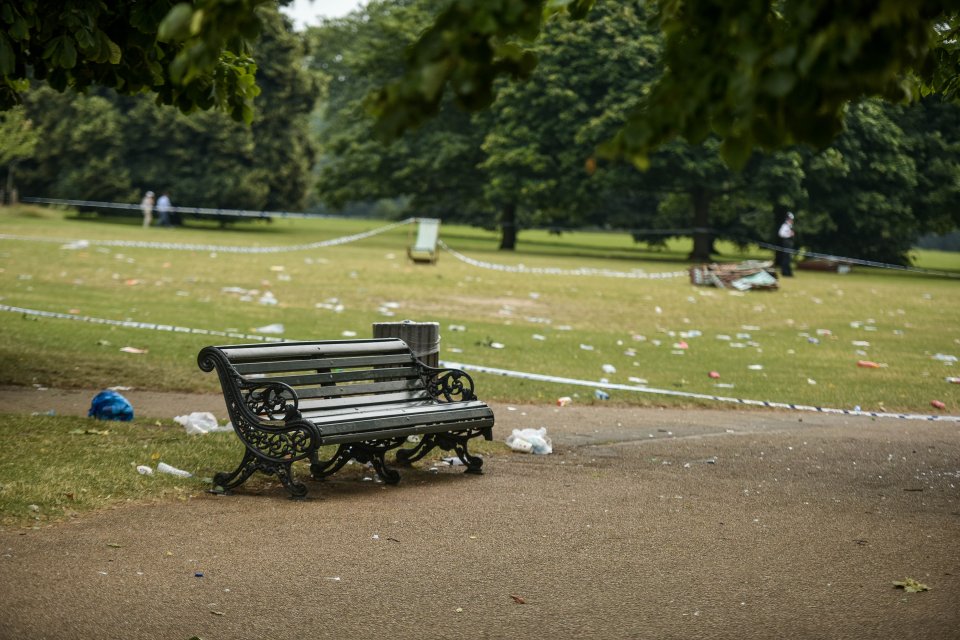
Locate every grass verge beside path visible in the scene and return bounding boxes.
[0,414,506,529]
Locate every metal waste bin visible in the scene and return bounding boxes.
[372,320,441,367]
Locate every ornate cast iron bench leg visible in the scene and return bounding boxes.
[213,449,307,499]
[396,429,487,475]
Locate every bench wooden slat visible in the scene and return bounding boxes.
[301,399,488,422]
[233,353,414,375]
[256,366,421,387]
[297,389,432,411]
[292,378,424,400]
[218,338,411,363]
[307,402,493,429]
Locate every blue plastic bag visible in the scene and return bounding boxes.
[88,390,134,421]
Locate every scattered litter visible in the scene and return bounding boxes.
[594,389,610,400]
[557,396,572,407]
[119,346,148,354]
[252,323,284,334]
[532,334,546,341]
[174,412,231,435]
[893,578,929,593]
[807,378,817,385]
[747,364,764,371]
[342,330,358,337]
[88,390,134,421]
[510,594,527,604]
[136,465,153,475]
[715,383,735,388]
[449,324,467,332]
[601,364,617,374]
[932,353,958,363]
[856,360,886,368]
[579,344,594,351]
[628,377,648,385]
[947,377,960,384]
[156,462,192,478]
[61,240,90,250]
[258,291,278,306]
[505,428,552,454]
[440,456,464,466]
[931,400,946,410]
[852,341,870,347]
[489,342,505,349]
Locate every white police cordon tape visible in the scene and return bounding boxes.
[438,361,960,423]
[0,219,414,254]
[1,303,955,422]
[22,196,333,220]
[439,240,689,279]
[757,240,960,279]
[0,304,288,343]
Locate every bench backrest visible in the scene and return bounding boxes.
[213,338,431,413]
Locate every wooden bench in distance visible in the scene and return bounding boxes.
[198,338,494,498]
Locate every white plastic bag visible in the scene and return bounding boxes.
[505,427,552,455]
[173,411,230,435]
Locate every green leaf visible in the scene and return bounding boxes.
[158,3,193,42]
[892,578,929,592]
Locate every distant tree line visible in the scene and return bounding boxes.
[10,7,317,216]
[310,1,960,263]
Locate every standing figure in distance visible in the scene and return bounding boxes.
[140,191,155,228]
[777,211,795,277]
[156,191,172,228]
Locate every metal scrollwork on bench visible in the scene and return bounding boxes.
[420,365,477,402]
[242,380,300,421]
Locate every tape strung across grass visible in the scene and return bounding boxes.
[440,361,960,422]
[439,240,689,279]
[0,219,413,254]
[1,304,955,422]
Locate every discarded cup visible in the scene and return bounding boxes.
[156,462,192,478]
[930,400,946,410]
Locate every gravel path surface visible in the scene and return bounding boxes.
[1,386,958,639]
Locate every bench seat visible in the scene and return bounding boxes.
[198,338,495,497]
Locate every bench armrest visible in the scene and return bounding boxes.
[418,364,477,402]
[199,346,319,463]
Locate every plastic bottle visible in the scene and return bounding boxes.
[594,389,610,400]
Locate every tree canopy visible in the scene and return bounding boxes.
[371,0,960,167]
[0,0,269,122]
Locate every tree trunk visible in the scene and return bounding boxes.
[687,187,713,262]
[499,203,517,251]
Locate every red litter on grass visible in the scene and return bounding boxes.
[931,400,946,410]
[708,371,720,379]
[857,360,882,368]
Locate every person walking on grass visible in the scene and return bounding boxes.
[140,191,155,228]
[778,211,796,277]
[156,191,172,227]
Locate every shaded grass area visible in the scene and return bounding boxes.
[0,413,507,529]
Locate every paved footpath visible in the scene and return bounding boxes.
[1,386,958,639]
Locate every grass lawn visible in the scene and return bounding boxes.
[1,204,958,527]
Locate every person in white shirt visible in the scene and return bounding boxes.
[140,191,154,228]
[777,212,795,277]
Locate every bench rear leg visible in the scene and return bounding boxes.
[213,449,308,499]
[398,429,488,475]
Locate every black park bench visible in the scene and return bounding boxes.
[197,338,495,498]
